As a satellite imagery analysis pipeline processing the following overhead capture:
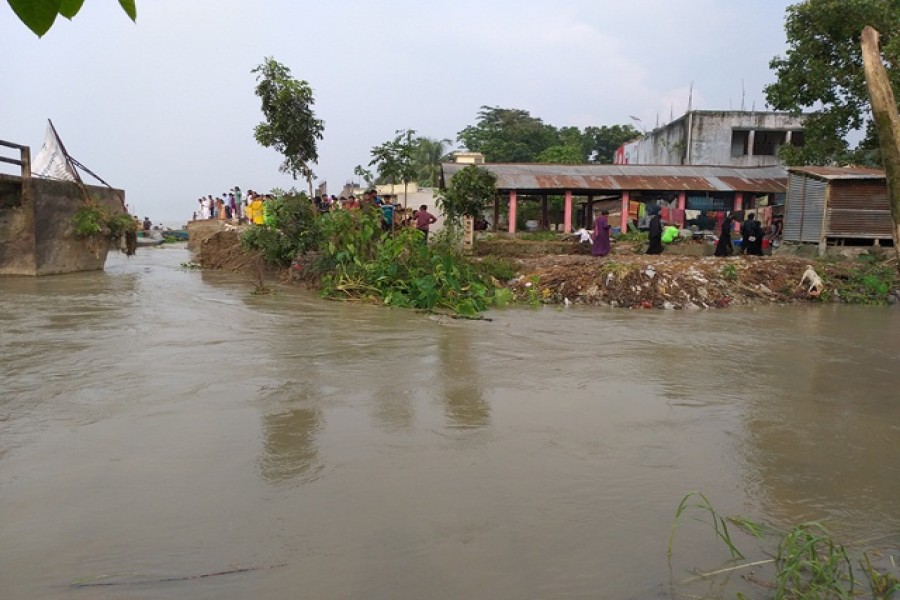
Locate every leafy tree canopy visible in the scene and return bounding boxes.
[457,106,559,162]
[456,105,639,164]
[413,136,453,187]
[537,145,584,164]
[369,129,417,187]
[438,165,497,223]
[765,0,900,165]
[8,0,136,37]
[252,57,325,189]
[582,124,641,163]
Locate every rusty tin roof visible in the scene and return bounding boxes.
[441,163,787,193]
[788,166,886,181]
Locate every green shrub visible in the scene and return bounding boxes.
[240,192,319,266]
[72,205,107,237]
[72,203,138,238]
[316,211,499,316]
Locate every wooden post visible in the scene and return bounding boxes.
[508,190,517,234]
[819,185,831,257]
[861,26,900,264]
[564,190,573,233]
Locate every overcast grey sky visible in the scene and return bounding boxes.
[1,0,796,223]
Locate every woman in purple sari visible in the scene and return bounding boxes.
[591,210,611,257]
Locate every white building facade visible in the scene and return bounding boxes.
[615,110,807,167]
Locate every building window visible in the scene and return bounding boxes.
[753,131,787,156]
[789,131,805,147]
[731,130,750,157]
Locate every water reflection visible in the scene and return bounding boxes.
[438,325,490,429]
[372,385,415,431]
[260,406,324,484]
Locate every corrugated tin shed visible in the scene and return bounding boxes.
[788,166,886,181]
[441,162,788,194]
[784,167,892,246]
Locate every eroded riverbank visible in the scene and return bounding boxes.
[194,224,900,310]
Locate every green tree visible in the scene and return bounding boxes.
[353,164,374,187]
[8,0,136,37]
[414,136,452,187]
[765,0,900,166]
[438,165,497,224]
[252,57,325,196]
[369,129,418,207]
[457,106,558,162]
[537,145,584,164]
[582,124,641,163]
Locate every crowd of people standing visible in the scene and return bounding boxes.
[191,187,439,240]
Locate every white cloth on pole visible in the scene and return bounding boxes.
[31,123,76,181]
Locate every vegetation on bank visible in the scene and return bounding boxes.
[669,492,900,599]
[821,254,898,304]
[240,192,510,316]
[72,202,139,255]
[234,193,898,313]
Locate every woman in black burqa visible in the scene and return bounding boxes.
[646,205,664,255]
[714,212,735,256]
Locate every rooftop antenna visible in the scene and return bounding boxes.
[741,79,746,111]
[670,102,674,122]
[687,81,694,114]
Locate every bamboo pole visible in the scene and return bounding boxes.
[861,26,900,265]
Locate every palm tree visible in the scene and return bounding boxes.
[414,137,453,188]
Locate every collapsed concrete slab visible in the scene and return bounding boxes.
[0,173,127,276]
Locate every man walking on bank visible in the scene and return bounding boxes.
[415,204,437,243]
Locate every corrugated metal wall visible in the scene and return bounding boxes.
[784,174,826,242]
[826,181,893,239]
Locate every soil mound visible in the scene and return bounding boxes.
[198,230,264,273]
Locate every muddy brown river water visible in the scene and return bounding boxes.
[1,246,899,599]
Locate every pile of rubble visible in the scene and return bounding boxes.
[506,254,875,309]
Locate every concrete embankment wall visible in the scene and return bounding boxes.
[0,174,126,276]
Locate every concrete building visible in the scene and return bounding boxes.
[614,110,808,167]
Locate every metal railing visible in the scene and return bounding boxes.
[0,139,32,180]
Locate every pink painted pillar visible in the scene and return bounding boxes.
[508,190,517,234]
[677,191,686,210]
[563,190,573,233]
[733,192,743,233]
[620,191,630,233]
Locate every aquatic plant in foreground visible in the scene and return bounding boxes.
[669,492,900,599]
